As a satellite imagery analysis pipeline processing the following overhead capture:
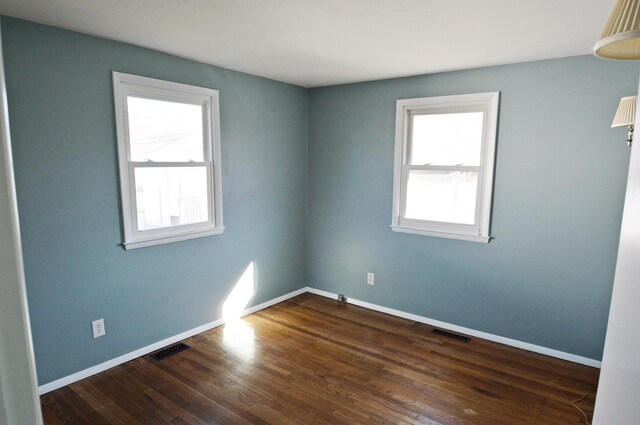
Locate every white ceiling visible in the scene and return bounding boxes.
[0,0,615,88]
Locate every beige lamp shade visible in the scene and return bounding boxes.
[612,95,637,127]
[593,0,640,59]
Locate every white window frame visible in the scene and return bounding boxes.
[391,92,499,243]
[113,72,224,250]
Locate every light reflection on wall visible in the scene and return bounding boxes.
[222,262,257,361]
[222,262,256,321]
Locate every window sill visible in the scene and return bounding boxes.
[123,227,225,250]
[390,225,490,243]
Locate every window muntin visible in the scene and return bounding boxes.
[391,92,499,242]
[113,72,223,249]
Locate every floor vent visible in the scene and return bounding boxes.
[431,329,470,342]
[149,342,190,361]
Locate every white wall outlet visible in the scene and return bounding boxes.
[367,272,375,285]
[92,319,105,338]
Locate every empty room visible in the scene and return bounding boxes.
[2,0,640,424]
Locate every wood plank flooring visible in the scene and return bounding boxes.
[41,293,599,424]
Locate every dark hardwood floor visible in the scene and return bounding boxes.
[41,293,598,424]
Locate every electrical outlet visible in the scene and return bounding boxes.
[367,272,375,285]
[92,319,105,338]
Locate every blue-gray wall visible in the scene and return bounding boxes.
[306,56,639,360]
[3,16,638,385]
[1,17,307,385]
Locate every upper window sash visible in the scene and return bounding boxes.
[404,105,489,166]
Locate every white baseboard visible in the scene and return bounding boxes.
[38,284,600,395]
[305,287,602,368]
[38,287,308,395]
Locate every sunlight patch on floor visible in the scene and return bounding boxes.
[223,319,256,361]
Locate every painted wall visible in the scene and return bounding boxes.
[4,15,639,388]
[307,56,639,360]
[1,17,308,385]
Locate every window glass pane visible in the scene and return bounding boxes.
[404,170,478,224]
[134,167,208,231]
[410,112,484,166]
[127,97,204,162]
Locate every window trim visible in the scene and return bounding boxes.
[113,72,224,250]
[391,92,499,243]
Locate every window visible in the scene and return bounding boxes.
[391,92,499,242]
[113,72,223,249]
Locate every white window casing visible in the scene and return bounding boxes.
[391,92,500,243]
[113,72,224,249]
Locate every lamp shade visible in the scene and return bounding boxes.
[612,95,637,127]
[593,0,640,59]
